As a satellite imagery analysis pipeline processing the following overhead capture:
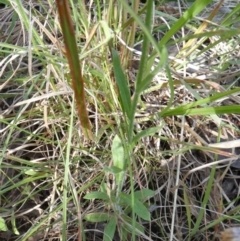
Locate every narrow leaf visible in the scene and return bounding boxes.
[56,0,92,139]
[112,135,125,170]
[103,217,117,241]
[111,49,131,119]
[183,186,191,241]
[103,166,123,174]
[0,217,8,231]
[134,199,151,221]
[132,121,164,145]
[119,193,151,221]
[84,191,109,201]
[121,214,145,235]
[161,105,240,117]
[162,87,240,114]
[134,189,155,200]
[159,0,212,46]
[111,135,126,189]
[11,214,20,235]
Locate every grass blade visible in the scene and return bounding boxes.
[159,0,213,47]
[111,48,131,120]
[161,105,240,117]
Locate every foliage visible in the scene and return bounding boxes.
[1,0,240,240]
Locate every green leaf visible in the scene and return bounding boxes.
[84,213,110,222]
[140,46,168,93]
[118,193,132,206]
[159,0,212,46]
[134,0,153,89]
[134,189,155,200]
[111,49,131,119]
[111,135,127,190]
[134,199,151,221]
[24,169,40,176]
[119,193,151,221]
[161,105,240,117]
[103,166,123,174]
[103,217,117,241]
[112,135,125,170]
[11,213,19,235]
[121,214,145,234]
[0,217,8,231]
[221,3,240,27]
[0,0,10,5]
[190,163,217,237]
[163,87,240,113]
[132,125,164,145]
[84,191,109,201]
[159,87,240,117]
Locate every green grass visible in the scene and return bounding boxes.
[1,0,240,240]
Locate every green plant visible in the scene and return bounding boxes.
[84,134,154,240]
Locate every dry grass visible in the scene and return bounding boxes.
[1,0,240,241]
